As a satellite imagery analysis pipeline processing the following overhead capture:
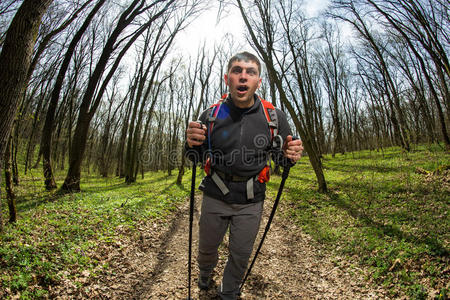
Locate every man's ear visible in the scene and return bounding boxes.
[224,73,229,86]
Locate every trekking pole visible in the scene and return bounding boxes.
[239,137,298,293]
[186,121,203,300]
[186,153,196,300]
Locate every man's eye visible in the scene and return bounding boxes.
[248,70,256,75]
[232,68,242,73]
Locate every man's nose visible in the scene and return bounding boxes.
[239,71,248,81]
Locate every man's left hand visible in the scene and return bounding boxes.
[283,135,303,163]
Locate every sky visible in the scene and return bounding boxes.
[173,0,331,57]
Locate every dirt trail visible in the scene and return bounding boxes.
[61,195,389,299]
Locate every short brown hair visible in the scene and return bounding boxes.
[227,52,261,75]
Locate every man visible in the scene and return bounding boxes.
[186,52,303,299]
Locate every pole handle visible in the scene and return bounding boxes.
[281,135,299,171]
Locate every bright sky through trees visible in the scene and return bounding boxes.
[174,1,331,57]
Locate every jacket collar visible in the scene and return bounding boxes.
[225,94,261,114]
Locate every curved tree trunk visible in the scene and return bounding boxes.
[62,0,144,192]
[41,0,106,190]
[0,0,53,231]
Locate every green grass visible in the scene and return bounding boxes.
[1,145,449,299]
[1,169,195,299]
[281,145,449,299]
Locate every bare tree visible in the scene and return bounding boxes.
[0,1,20,46]
[124,4,194,183]
[116,82,137,178]
[167,72,185,176]
[319,22,346,156]
[26,1,95,85]
[61,0,177,191]
[391,40,436,144]
[176,43,219,184]
[98,72,126,177]
[0,0,53,230]
[330,0,411,151]
[235,0,328,192]
[138,79,165,178]
[24,61,59,174]
[361,0,450,149]
[41,0,106,190]
[176,56,200,184]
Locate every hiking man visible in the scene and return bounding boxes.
[186,51,303,299]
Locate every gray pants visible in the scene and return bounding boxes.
[197,194,263,299]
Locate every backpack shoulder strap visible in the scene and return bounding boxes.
[207,94,227,129]
[259,98,278,139]
[207,94,228,151]
[207,103,221,122]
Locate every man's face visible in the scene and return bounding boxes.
[224,59,261,108]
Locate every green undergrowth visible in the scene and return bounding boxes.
[0,169,196,299]
[275,144,449,299]
[1,145,449,299]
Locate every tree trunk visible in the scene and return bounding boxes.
[0,158,3,232]
[0,0,53,231]
[332,2,411,151]
[62,113,90,191]
[25,82,48,174]
[117,91,135,177]
[125,69,147,184]
[41,0,106,190]
[62,0,144,191]
[12,122,20,185]
[99,119,112,177]
[4,134,16,223]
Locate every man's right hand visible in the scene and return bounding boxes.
[186,121,207,148]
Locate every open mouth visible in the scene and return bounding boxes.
[237,85,249,92]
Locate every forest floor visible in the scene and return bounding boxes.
[49,195,389,299]
[1,145,448,299]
